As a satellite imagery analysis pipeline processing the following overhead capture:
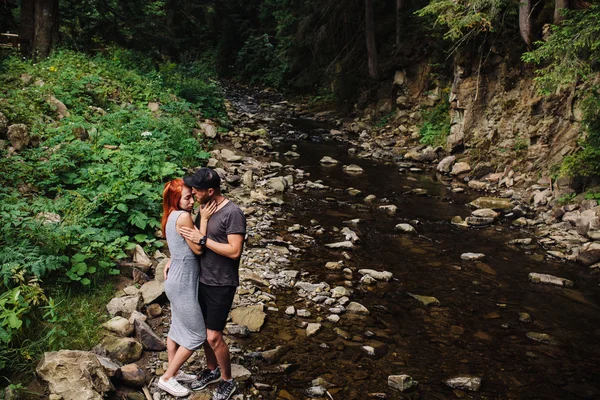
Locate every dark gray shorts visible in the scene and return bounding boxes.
[198,282,236,331]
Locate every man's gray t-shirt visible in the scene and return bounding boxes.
[195,201,246,286]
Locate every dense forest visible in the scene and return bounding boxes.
[1,0,600,396]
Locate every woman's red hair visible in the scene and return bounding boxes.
[162,178,186,236]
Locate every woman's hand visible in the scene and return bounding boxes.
[163,259,171,281]
[200,200,217,221]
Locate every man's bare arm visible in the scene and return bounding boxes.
[206,234,244,260]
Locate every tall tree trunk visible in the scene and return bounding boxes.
[554,0,569,24]
[519,0,532,48]
[395,0,404,47]
[32,0,58,59]
[20,0,35,57]
[365,0,379,79]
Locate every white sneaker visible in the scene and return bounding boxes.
[176,370,198,383]
[158,376,190,397]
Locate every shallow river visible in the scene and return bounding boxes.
[227,88,600,400]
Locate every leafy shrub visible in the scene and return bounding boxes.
[0,48,219,375]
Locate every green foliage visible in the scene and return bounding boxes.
[523,6,600,181]
[416,0,516,42]
[557,192,576,205]
[235,33,289,87]
[522,6,600,94]
[0,48,219,375]
[419,97,451,146]
[375,111,396,128]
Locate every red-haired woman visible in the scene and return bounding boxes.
[157,178,216,397]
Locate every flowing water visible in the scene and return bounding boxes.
[226,87,600,399]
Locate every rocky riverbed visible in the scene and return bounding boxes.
[35,85,600,400]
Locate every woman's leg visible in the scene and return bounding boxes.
[163,345,194,380]
[167,337,179,364]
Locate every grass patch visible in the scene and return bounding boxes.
[419,97,450,146]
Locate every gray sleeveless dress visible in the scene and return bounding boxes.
[164,210,206,350]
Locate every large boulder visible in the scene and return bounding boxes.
[134,318,166,351]
[230,305,266,332]
[469,197,513,211]
[7,124,30,151]
[102,316,134,336]
[106,295,142,317]
[577,242,600,266]
[437,156,456,173]
[100,336,143,364]
[576,209,600,237]
[120,363,146,387]
[36,350,113,400]
[139,280,165,304]
[199,120,218,139]
[132,245,152,270]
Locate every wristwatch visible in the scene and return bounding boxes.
[199,236,207,246]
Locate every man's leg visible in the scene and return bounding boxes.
[206,329,231,380]
[203,340,218,370]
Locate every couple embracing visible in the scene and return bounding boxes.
[158,167,245,400]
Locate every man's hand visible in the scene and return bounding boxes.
[180,226,201,244]
[163,259,171,281]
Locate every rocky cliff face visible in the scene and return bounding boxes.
[448,57,582,177]
[360,56,585,192]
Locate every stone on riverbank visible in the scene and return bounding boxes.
[394,223,416,233]
[295,281,330,293]
[379,205,398,215]
[139,280,165,304]
[469,197,513,211]
[230,304,266,332]
[358,269,393,281]
[37,350,113,400]
[409,293,440,307]
[132,245,152,269]
[102,316,133,336]
[526,332,558,345]
[343,164,364,174]
[306,323,321,337]
[450,162,471,175]
[346,302,369,315]
[100,337,143,364]
[577,242,600,266]
[528,273,574,288]
[232,364,252,382]
[388,374,418,392]
[325,241,354,249]
[120,363,146,387]
[134,319,166,351]
[106,295,142,317]
[445,376,482,392]
[461,252,485,261]
[225,324,251,338]
[437,156,456,173]
[320,156,339,165]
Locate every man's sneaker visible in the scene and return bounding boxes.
[157,376,190,397]
[191,366,222,390]
[175,369,197,383]
[212,379,236,400]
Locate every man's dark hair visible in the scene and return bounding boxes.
[183,167,221,190]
